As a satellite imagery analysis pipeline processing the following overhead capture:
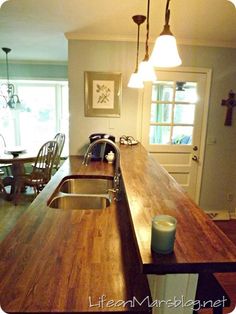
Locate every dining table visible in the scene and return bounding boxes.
[0,147,37,200]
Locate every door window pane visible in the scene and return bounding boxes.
[172,126,193,145]
[152,82,174,102]
[151,103,172,123]
[150,126,171,144]
[175,82,198,102]
[174,104,195,124]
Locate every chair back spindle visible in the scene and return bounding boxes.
[54,133,65,170]
[32,140,58,182]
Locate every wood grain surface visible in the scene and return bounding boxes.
[0,157,151,313]
[119,144,236,274]
[0,150,37,163]
[1,144,236,313]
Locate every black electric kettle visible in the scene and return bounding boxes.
[89,133,115,161]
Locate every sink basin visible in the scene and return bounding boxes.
[48,176,113,210]
[48,194,111,210]
[59,177,113,194]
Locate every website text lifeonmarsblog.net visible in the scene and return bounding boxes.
[88,295,228,311]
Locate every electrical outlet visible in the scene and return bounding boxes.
[227,193,233,201]
[231,208,236,219]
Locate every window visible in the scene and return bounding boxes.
[0,80,68,155]
[150,81,198,145]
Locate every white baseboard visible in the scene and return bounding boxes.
[205,209,236,220]
[230,212,236,219]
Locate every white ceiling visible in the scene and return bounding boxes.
[0,0,235,62]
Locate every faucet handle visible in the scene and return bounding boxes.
[107,188,120,201]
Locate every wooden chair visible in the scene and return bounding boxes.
[14,140,58,205]
[0,177,6,196]
[0,134,11,176]
[53,133,65,170]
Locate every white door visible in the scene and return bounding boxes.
[140,68,211,203]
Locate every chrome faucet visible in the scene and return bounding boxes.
[82,138,121,201]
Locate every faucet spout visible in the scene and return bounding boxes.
[83,138,121,201]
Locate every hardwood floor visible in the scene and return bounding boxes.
[0,196,236,313]
[215,220,236,246]
[199,220,236,314]
[0,188,33,242]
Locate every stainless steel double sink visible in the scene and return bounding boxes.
[48,176,113,210]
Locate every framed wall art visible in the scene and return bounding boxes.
[84,71,122,117]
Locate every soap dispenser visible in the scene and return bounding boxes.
[105,151,115,163]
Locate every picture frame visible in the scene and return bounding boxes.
[84,71,122,117]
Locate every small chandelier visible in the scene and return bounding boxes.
[0,47,21,109]
[150,0,182,67]
[138,0,157,82]
[128,15,146,89]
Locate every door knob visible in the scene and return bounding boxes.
[192,155,199,161]
[193,146,198,151]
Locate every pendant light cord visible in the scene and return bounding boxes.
[161,0,172,35]
[5,51,10,84]
[144,0,150,61]
[131,15,146,73]
[135,23,141,72]
[165,0,170,26]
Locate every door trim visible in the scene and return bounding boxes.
[137,67,212,204]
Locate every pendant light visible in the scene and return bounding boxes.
[150,0,182,67]
[128,15,146,89]
[228,0,236,7]
[0,0,8,7]
[0,47,21,109]
[138,0,157,82]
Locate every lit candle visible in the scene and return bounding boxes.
[151,215,177,254]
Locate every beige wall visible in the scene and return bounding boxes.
[68,40,140,155]
[68,39,236,212]
[181,46,236,212]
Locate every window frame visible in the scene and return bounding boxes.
[0,79,68,154]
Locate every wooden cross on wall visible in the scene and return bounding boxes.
[221,90,236,126]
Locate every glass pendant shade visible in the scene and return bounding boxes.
[150,34,182,67]
[0,0,8,7]
[138,60,157,82]
[228,0,236,7]
[128,72,144,88]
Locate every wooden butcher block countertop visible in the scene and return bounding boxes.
[0,157,151,313]
[119,144,236,274]
[1,143,236,313]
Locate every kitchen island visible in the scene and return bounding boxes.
[120,144,236,274]
[0,143,236,313]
